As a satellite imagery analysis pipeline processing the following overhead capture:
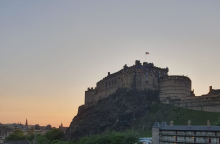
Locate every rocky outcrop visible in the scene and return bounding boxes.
[64,89,159,140]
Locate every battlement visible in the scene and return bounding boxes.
[84,59,220,113]
[85,60,169,105]
[160,75,191,81]
[86,87,95,92]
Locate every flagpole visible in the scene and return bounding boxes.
[145,53,146,62]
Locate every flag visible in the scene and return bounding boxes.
[146,52,149,54]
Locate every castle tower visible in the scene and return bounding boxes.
[25,118,28,128]
[61,122,63,127]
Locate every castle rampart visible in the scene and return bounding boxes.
[85,60,169,105]
[84,60,220,113]
[168,86,220,113]
[159,76,191,103]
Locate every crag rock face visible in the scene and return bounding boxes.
[64,89,159,140]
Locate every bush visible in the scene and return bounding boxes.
[121,131,139,144]
[77,131,139,144]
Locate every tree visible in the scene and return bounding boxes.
[7,129,26,140]
[46,128,64,141]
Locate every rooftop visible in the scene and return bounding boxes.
[160,125,220,132]
[153,121,220,132]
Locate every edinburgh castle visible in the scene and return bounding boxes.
[85,60,220,113]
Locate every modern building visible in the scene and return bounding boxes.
[152,120,220,144]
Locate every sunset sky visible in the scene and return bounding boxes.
[1,1,220,128]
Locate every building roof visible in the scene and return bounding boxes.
[160,125,220,132]
[213,89,220,94]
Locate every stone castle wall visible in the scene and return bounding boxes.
[166,86,220,113]
[84,60,220,113]
[85,60,169,105]
[159,76,191,103]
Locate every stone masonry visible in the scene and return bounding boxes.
[85,60,220,113]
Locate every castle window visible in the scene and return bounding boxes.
[146,77,148,81]
[146,72,148,75]
[133,72,135,75]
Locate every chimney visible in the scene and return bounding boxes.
[209,86,212,93]
[170,121,173,126]
[188,120,191,126]
[207,120,210,127]
[108,72,110,76]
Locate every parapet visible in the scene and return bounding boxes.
[86,87,95,92]
[160,75,191,81]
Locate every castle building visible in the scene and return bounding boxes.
[152,121,220,144]
[85,60,191,105]
[85,60,220,113]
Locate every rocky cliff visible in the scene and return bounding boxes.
[64,89,159,140]
[64,89,220,141]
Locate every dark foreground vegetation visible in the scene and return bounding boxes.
[6,129,143,144]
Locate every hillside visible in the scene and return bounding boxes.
[64,89,220,141]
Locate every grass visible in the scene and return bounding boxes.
[132,103,220,137]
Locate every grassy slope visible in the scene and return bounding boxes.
[133,103,220,137]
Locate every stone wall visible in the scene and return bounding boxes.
[84,60,220,114]
[166,87,220,113]
[85,60,168,105]
[159,76,191,103]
